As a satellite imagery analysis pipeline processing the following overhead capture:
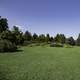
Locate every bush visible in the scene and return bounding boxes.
[0,39,17,52]
[40,43,47,46]
[64,44,73,48]
[22,41,32,46]
[50,43,63,47]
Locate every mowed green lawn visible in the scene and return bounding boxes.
[0,46,80,80]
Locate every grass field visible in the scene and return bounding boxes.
[0,46,80,80]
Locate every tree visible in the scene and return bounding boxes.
[0,17,8,32]
[12,26,24,45]
[76,34,80,46]
[59,34,66,44]
[39,34,46,42]
[0,30,15,43]
[24,30,32,41]
[54,34,60,43]
[0,17,18,52]
[54,34,66,43]
[33,33,38,41]
[66,37,75,46]
[50,36,54,42]
[46,34,50,43]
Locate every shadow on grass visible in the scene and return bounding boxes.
[7,49,23,53]
[0,49,23,54]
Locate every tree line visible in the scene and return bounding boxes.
[0,17,80,52]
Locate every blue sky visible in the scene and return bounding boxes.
[0,0,80,38]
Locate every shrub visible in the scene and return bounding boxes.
[22,41,32,46]
[0,39,17,52]
[50,43,63,47]
[64,44,73,48]
[40,43,47,46]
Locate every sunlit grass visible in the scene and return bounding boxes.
[0,46,80,80]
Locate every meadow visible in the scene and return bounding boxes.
[0,46,80,80]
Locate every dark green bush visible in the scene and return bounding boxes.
[0,39,17,52]
[50,43,63,47]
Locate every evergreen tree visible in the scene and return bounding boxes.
[0,17,8,32]
[12,26,24,45]
[24,30,32,41]
[50,36,54,42]
[54,34,60,42]
[76,34,80,46]
[39,34,45,42]
[66,37,75,46]
[54,34,66,43]
[33,33,38,41]
[60,34,66,44]
[46,34,50,43]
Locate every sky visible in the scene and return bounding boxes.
[0,0,80,39]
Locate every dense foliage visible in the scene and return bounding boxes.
[0,16,80,52]
[0,39,17,52]
[0,17,17,52]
